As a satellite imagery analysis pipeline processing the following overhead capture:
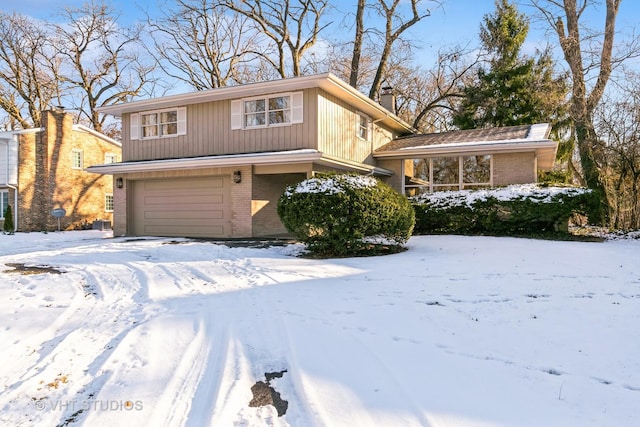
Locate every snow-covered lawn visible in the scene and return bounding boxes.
[0,230,638,427]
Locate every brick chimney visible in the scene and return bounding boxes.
[31,109,73,231]
[380,86,396,115]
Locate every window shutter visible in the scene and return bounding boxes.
[230,100,242,130]
[130,113,139,140]
[177,107,187,135]
[291,92,303,124]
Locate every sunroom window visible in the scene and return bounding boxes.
[405,155,492,195]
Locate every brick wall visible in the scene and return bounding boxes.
[16,110,118,232]
[231,165,252,237]
[252,173,306,237]
[493,152,537,186]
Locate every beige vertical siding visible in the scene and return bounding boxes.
[122,88,320,162]
[316,89,395,165]
[376,158,406,193]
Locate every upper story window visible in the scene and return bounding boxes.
[105,153,118,164]
[129,107,187,140]
[244,95,291,128]
[357,112,371,141]
[231,92,303,130]
[72,149,83,169]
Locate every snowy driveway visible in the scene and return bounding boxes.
[0,231,639,426]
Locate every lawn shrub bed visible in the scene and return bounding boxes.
[410,184,598,235]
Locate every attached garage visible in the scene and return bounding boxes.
[129,176,231,238]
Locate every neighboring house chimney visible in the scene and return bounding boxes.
[32,109,73,231]
[380,86,396,115]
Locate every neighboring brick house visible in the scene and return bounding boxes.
[88,73,557,239]
[0,109,121,232]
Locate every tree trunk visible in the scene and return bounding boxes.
[349,0,365,88]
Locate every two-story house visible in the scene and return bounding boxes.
[0,109,121,232]
[88,73,558,239]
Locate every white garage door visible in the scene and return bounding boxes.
[131,176,231,238]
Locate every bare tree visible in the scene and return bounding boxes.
[220,0,331,78]
[349,0,367,87]
[366,0,435,99]
[0,12,61,129]
[530,0,640,223]
[595,73,640,229]
[52,1,155,132]
[401,47,480,132]
[148,0,267,89]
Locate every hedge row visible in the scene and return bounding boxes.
[410,184,598,235]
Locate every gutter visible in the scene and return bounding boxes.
[86,149,393,177]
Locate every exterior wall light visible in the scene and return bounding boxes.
[233,170,242,183]
[115,177,124,188]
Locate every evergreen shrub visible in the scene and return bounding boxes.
[3,204,14,234]
[277,173,415,256]
[411,184,598,235]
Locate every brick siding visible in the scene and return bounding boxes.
[15,110,117,232]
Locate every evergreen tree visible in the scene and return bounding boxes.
[452,0,568,130]
[3,204,14,234]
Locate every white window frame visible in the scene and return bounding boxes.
[130,107,186,140]
[105,193,114,212]
[356,112,372,141]
[243,94,292,128]
[404,155,493,195]
[231,92,303,130]
[0,190,9,219]
[72,149,83,169]
[105,153,118,164]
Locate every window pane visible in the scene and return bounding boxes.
[463,155,491,183]
[433,185,460,192]
[432,157,459,184]
[160,111,177,123]
[244,99,265,113]
[269,110,290,124]
[1,192,8,217]
[161,123,177,135]
[269,96,289,110]
[105,194,114,212]
[412,159,429,182]
[142,126,158,137]
[245,113,265,127]
[142,114,157,125]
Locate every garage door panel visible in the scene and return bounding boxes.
[131,176,231,238]
[143,177,225,190]
[144,209,225,220]
[144,224,224,236]
[143,194,225,205]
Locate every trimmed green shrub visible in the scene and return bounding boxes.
[278,173,415,256]
[411,184,599,235]
[3,204,14,234]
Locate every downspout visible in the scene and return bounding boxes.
[1,138,18,231]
